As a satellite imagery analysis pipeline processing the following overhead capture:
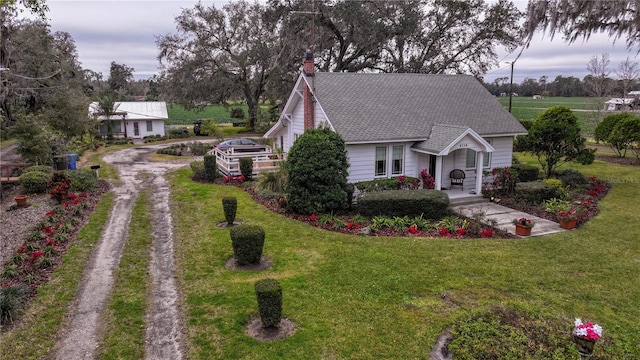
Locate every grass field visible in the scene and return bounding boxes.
[166,103,249,125]
[495,96,609,135]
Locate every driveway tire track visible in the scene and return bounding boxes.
[54,146,188,359]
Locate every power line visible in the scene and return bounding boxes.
[6,69,61,80]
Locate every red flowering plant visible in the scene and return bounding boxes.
[574,318,603,342]
[419,169,435,189]
[512,217,535,228]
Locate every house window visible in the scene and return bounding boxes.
[112,121,122,133]
[465,140,492,169]
[375,146,387,176]
[392,145,403,175]
[146,121,153,131]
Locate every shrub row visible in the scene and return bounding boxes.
[19,169,98,194]
[355,176,420,193]
[357,189,449,219]
[157,148,183,156]
[515,181,564,204]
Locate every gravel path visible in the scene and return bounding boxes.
[55,145,190,360]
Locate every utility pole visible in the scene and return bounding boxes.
[508,61,514,113]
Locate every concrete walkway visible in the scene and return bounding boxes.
[452,202,568,237]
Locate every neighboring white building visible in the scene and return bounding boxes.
[89,101,168,139]
[264,52,527,195]
[603,98,635,111]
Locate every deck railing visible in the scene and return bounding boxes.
[211,147,285,177]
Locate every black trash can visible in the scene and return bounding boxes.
[53,155,68,171]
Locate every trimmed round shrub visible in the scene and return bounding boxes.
[554,169,589,190]
[190,161,206,181]
[254,278,282,328]
[19,171,50,194]
[67,168,99,192]
[222,197,237,225]
[203,154,218,182]
[230,224,265,265]
[511,164,539,182]
[239,157,253,180]
[22,165,54,175]
[285,128,349,215]
[357,189,450,219]
[515,181,563,205]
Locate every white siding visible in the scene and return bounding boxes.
[346,142,418,183]
[488,136,514,168]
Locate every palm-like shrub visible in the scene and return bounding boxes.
[230,224,265,265]
[0,284,27,325]
[254,278,282,327]
[222,197,237,225]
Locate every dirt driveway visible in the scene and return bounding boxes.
[55,144,192,360]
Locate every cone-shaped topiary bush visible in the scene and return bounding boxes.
[255,278,282,328]
[204,154,218,182]
[230,224,265,265]
[222,197,238,225]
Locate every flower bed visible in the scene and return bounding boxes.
[0,181,110,330]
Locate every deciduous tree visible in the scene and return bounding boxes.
[524,106,595,178]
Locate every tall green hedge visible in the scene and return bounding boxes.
[357,189,450,219]
[511,164,539,182]
[203,155,218,182]
[222,197,237,225]
[284,128,349,214]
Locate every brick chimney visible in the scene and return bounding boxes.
[303,51,315,131]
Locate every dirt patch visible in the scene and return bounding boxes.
[225,256,272,271]
[595,155,640,166]
[246,316,296,341]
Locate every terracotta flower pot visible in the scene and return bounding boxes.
[560,219,577,229]
[515,224,532,236]
[14,194,27,207]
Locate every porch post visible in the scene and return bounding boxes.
[475,152,484,194]
[435,156,443,190]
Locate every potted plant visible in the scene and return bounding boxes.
[512,217,535,236]
[558,208,579,229]
[14,194,28,207]
[573,318,602,358]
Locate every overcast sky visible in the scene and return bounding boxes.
[22,0,639,85]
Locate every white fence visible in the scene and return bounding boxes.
[211,147,285,177]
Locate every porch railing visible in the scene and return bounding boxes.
[211,147,285,177]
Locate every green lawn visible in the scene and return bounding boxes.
[169,155,640,359]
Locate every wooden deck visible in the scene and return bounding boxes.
[210,147,285,177]
[0,162,29,184]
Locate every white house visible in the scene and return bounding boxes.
[264,52,527,195]
[89,101,168,139]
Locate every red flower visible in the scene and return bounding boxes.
[236,175,245,183]
[347,222,360,230]
[30,251,44,264]
[73,198,80,205]
[408,225,419,234]
[588,189,598,197]
[223,176,230,183]
[17,245,26,253]
[80,192,88,198]
[439,227,450,236]
[46,238,59,247]
[309,214,317,221]
[457,228,466,236]
[68,193,77,199]
[480,228,493,238]
[63,202,69,207]
[46,211,56,217]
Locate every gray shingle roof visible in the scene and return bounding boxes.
[412,124,469,154]
[311,73,526,143]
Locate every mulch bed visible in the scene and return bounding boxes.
[1,181,110,332]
